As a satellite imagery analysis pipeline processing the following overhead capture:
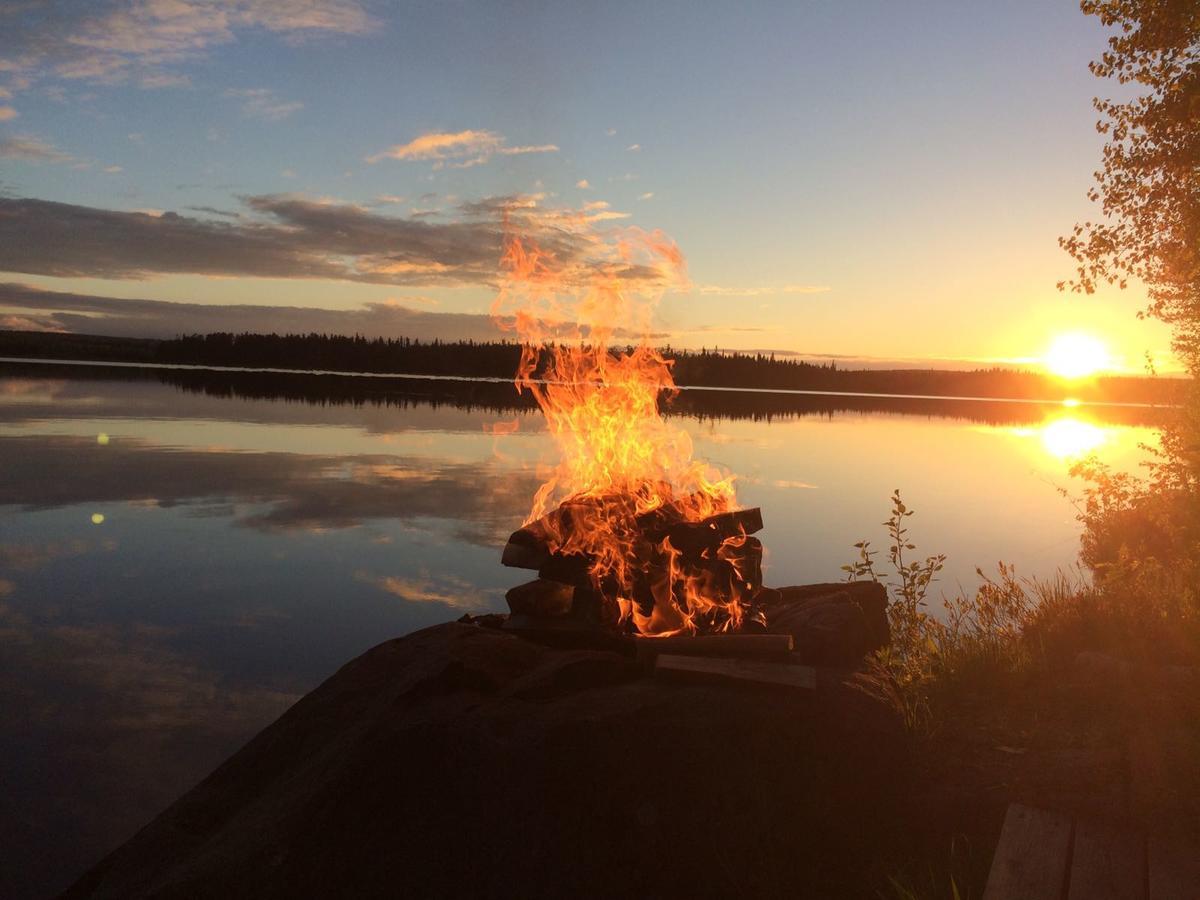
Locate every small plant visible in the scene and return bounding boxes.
[844,490,946,728]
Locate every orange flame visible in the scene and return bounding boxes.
[492,223,755,635]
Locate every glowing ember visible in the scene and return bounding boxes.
[492,225,763,636]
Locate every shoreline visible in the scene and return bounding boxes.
[0,354,1178,411]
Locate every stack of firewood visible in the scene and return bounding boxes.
[501,493,767,634]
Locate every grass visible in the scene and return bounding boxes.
[850,490,1200,899]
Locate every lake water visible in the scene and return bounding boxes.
[0,361,1165,897]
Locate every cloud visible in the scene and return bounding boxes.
[368,130,501,163]
[639,192,654,200]
[0,190,653,300]
[0,87,11,99]
[0,276,662,344]
[605,128,616,137]
[0,0,377,87]
[575,179,590,189]
[367,129,558,167]
[184,205,241,218]
[0,106,16,121]
[0,135,73,163]
[497,143,558,156]
[0,281,507,342]
[103,164,123,174]
[139,71,191,89]
[0,194,548,286]
[225,87,303,121]
[627,143,641,151]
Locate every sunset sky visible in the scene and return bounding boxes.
[0,0,1179,372]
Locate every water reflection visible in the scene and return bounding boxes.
[0,363,1166,899]
[1040,417,1108,459]
[1004,415,1114,461]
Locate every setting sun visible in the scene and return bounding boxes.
[1044,333,1113,379]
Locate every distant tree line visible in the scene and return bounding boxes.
[0,328,1185,405]
[0,358,1169,430]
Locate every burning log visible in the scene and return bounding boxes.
[501,501,766,634]
[505,579,574,618]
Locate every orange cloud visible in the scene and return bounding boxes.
[367,129,557,166]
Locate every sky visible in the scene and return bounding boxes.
[0,0,1180,372]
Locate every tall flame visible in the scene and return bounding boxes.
[492,223,751,635]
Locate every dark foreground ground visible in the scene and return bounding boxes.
[64,619,912,899]
[62,616,1200,898]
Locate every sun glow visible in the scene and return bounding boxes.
[1044,333,1112,379]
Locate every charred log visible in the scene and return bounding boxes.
[500,499,766,634]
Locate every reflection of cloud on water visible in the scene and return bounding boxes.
[0,537,101,571]
[0,435,539,545]
[0,377,69,401]
[0,601,301,895]
[354,570,499,612]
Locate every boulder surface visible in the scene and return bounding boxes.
[65,620,907,899]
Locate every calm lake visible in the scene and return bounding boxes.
[0,360,1166,897]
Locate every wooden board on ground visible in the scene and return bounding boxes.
[654,653,815,690]
[982,804,1073,900]
[634,633,793,664]
[1148,834,1200,900]
[1068,819,1146,900]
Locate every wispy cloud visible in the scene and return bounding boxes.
[368,130,499,163]
[0,0,377,88]
[627,143,641,152]
[367,129,558,168]
[575,179,590,189]
[139,71,191,89]
[0,106,17,121]
[226,87,303,121]
[639,191,654,200]
[0,135,73,163]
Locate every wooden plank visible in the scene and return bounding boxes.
[982,804,1073,900]
[654,653,814,690]
[1068,819,1146,900]
[1148,834,1200,900]
[635,633,793,664]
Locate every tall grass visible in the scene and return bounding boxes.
[846,490,1199,731]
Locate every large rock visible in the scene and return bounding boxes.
[65,620,907,899]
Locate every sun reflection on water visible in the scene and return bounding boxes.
[1039,416,1107,459]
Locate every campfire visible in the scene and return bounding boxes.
[492,226,770,637]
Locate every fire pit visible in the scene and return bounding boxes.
[501,499,766,633]
[489,227,888,669]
